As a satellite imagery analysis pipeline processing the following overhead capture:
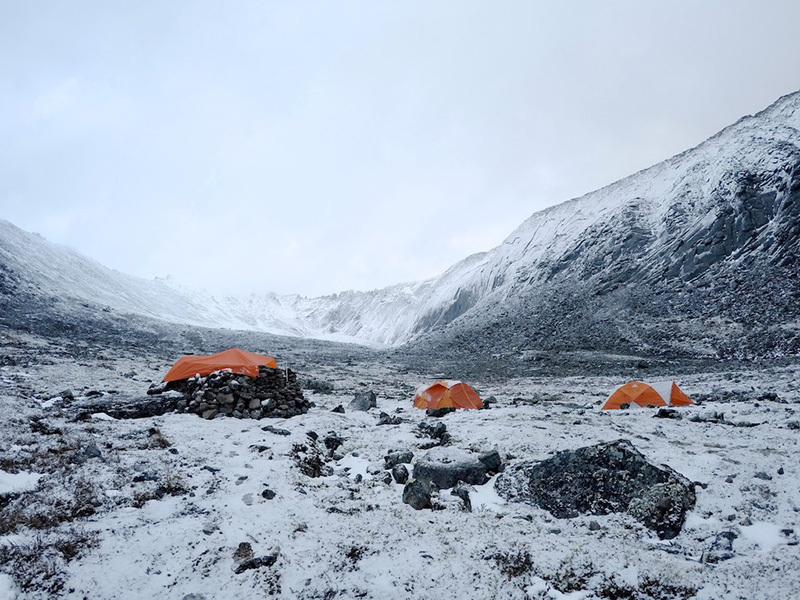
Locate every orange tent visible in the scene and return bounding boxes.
[602,381,693,410]
[414,380,483,410]
[163,348,277,382]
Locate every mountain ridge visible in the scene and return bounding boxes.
[2,90,799,359]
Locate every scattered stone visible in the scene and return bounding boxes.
[381,471,394,485]
[262,425,291,436]
[202,521,219,535]
[384,449,414,469]
[704,531,738,563]
[654,408,682,419]
[392,464,409,484]
[740,517,753,526]
[182,595,206,600]
[478,449,504,473]
[234,553,279,575]
[291,441,332,478]
[754,471,773,481]
[417,421,448,441]
[778,467,785,475]
[323,432,344,453]
[725,476,735,483]
[349,391,377,412]
[426,407,456,418]
[787,421,800,430]
[261,488,276,500]
[306,431,318,441]
[233,542,254,563]
[402,479,432,510]
[331,405,345,414]
[242,493,254,506]
[413,447,490,489]
[481,396,497,409]
[451,482,472,512]
[588,520,601,531]
[495,439,696,539]
[60,389,74,401]
[377,412,402,426]
[75,444,102,464]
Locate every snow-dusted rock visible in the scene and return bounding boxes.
[413,446,491,489]
[495,439,696,539]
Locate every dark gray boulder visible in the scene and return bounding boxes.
[402,479,432,510]
[413,447,489,489]
[349,391,377,412]
[392,464,409,484]
[494,439,696,539]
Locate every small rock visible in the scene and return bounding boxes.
[202,521,219,535]
[60,389,74,401]
[261,488,276,500]
[402,479,432,510]
[725,476,735,483]
[426,407,456,418]
[478,449,503,473]
[377,412,402,425]
[451,482,472,512]
[588,520,601,531]
[331,405,345,414]
[262,425,291,436]
[234,553,279,574]
[754,472,773,481]
[777,467,785,475]
[392,464,409,484]
[654,408,681,419]
[385,450,414,469]
[323,432,344,452]
[233,542,254,563]
[242,493,254,506]
[349,391,377,412]
[740,517,753,526]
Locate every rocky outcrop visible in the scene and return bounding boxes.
[495,439,695,539]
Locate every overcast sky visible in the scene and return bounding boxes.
[1,1,799,296]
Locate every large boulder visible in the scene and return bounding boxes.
[494,439,695,539]
[413,447,492,489]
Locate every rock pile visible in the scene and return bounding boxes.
[154,366,309,420]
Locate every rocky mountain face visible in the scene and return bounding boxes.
[406,91,800,364]
[1,92,799,363]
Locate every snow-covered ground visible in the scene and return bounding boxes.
[1,331,799,599]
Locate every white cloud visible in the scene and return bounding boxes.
[1,1,799,296]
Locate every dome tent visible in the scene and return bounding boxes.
[163,348,277,382]
[602,380,693,410]
[414,380,482,410]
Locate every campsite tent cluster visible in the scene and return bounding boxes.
[161,349,692,414]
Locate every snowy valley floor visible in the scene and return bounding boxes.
[1,330,799,599]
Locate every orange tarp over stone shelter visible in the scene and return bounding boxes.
[414,380,483,410]
[163,348,277,382]
[602,381,693,410]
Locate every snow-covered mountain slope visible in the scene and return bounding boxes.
[408,91,800,361]
[2,90,799,357]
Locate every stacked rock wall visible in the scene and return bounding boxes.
[168,366,309,420]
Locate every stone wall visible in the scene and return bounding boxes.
[166,366,309,420]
